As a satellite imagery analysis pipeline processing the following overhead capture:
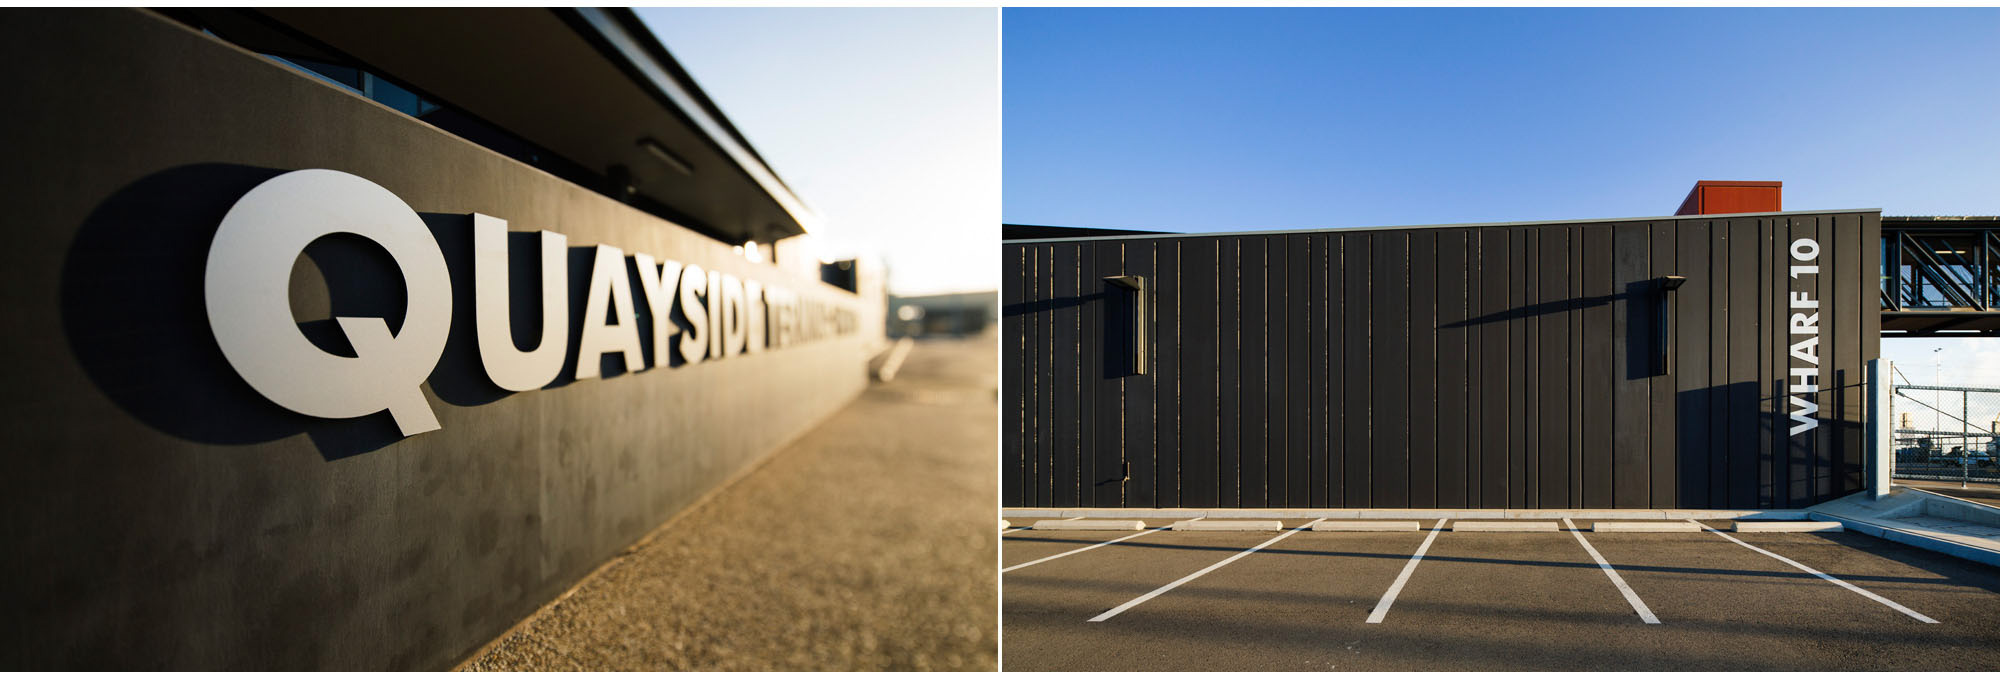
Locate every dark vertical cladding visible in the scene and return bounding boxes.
[1608,223,1647,508]
[1217,239,1242,507]
[1647,222,1679,508]
[1343,234,1373,506]
[1287,234,1311,507]
[1374,232,1410,507]
[1852,213,1881,492]
[1181,238,1220,507]
[1477,229,1509,507]
[1002,210,1881,509]
[1040,243,1056,504]
[1049,244,1079,507]
[1239,237,1265,507]
[1408,231,1439,509]
[1002,243,1025,507]
[1125,241,1157,508]
[1675,221,1712,508]
[1434,230,1469,508]
[1156,242,1182,508]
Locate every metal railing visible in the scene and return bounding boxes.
[1890,364,2000,485]
[1883,231,1997,312]
[1879,220,2000,336]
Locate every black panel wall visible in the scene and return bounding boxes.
[1002,211,1882,509]
[2,11,879,670]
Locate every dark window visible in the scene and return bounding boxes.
[163,9,739,245]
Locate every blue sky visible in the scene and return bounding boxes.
[1004,8,2000,232]
[1006,7,2000,384]
[639,8,998,296]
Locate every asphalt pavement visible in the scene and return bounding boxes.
[461,334,998,671]
[1002,519,2000,671]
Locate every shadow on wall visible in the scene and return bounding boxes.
[1670,376,1868,509]
[59,163,694,461]
[422,218,682,405]
[1442,281,1668,382]
[1024,281,1870,509]
[56,163,401,460]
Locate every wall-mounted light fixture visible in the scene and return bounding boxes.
[1104,275,1147,375]
[1659,275,1687,375]
[637,137,694,176]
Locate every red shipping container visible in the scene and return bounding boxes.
[1675,180,1781,215]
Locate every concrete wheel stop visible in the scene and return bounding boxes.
[1033,519,1144,531]
[1591,521,1701,532]
[1171,519,1282,531]
[1311,520,1422,532]
[1452,521,1560,532]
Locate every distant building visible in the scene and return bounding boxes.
[890,291,999,338]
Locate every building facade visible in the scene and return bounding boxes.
[2,9,881,670]
[1002,209,1880,511]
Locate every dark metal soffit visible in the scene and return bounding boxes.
[1003,223,1169,241]
[1005,208,1884,244]
[569,8,819,235]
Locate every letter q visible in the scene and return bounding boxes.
[204,169,452,436]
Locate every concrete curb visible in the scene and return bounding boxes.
[1453,521,1560,532]
[1732,521,1844,533]
[1809,511,2000,569]
[1001,508,1811,520]
[871,337,914,382]
[1803,489,2000,569]
[1032,519,1143,531]
[1312,520,1421,532]
[1592,521,1701,533]
[1172,519,1282,531]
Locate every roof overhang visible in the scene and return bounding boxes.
[257,8,814,244]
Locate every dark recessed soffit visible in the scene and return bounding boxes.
[256,8,813,245]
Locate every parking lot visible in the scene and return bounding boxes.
[1002,517,2000,671]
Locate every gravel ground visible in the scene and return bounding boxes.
[462,334,998,671]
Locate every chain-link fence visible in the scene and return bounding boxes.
[1891,364,2000,484]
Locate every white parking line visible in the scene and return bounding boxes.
[1003,528,1166,573]
[1563,518,1660,624]
[1366,518,1447,624]
[1088,525,1310,622]
[1687,519,1938,624]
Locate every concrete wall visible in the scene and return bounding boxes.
[0,10,874,670]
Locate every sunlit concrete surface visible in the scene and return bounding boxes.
[1895,480,2000,509]
[462,333,997,671]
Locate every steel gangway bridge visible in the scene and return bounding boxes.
[1882,216,2000,336]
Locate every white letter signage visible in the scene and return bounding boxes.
[202,169,861,440]
[1787,238,1822,436]
[474,214,569,391]
[205,169,452,436]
